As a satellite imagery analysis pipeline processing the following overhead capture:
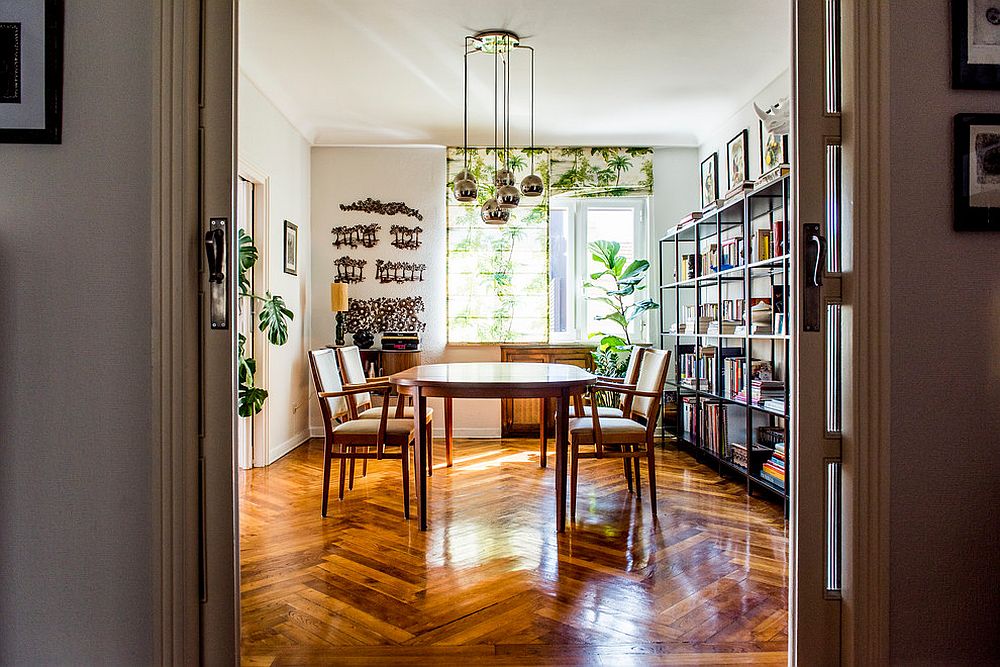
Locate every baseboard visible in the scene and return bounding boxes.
[309,425,325,439]
[266,428,312,465]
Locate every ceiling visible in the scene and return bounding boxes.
[239,1,791,147]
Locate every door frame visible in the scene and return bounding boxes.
[150,0,893,663]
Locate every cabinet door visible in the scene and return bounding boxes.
[549,351,593,371]
[500,351,547,436]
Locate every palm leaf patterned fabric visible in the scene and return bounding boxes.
[446,146,652,343]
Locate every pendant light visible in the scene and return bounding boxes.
[454,30,544,224]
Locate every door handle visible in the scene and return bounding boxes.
[205,218,228,329]
[803,223,825,332]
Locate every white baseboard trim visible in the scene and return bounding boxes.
[309,426,324,439]
[266,428,312,466]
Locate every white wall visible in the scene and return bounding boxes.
[0,1,153,662]
[238,74,313,464]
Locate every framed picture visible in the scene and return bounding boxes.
[953,0,1000,89]
[759,119,788,173]
[700,153,719,209]
[726,129,749,189]
[0,0,63,143]
[283,220,298,275]
[955,113,1000,231]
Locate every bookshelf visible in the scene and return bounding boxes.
[658,171,791,508]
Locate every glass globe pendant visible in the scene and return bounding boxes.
[520,173,543,197]
[496,184,521,209]
[453,168,477,202]
[481,198,510,225]
[494,168,516,187]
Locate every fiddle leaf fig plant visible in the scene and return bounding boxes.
[583,239,658,378]
[237,228,294,417]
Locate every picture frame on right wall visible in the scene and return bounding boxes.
[759,119,788,174]
[954,113,1000,231]
[952,0,1000,89]
[701,152,719,209]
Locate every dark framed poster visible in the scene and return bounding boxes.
[283,220,298,275]
[954,113,1000,231]
[0,0,63,143]
[953,0,1000,89]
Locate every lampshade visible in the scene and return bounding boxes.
[330,282,349,312]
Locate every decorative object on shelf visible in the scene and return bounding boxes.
[759,119,788,174]
[726,129,750,191]
[352,329,374,350]
[333,256,366,284]
[0,0,62,144]
[952,0,1000,89]
[339,197,423,221]
[375,259,426,284]
[753,97,790,135]
[283,220,298,275]
[330,223,381,248]
[954,113,1000,231]
[344,296,426,333]
[390,224,423,249]
[453,29,544,223]
[330,282,349,346]
[700,153,719,209]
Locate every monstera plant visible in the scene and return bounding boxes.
[237,228,294,417]
[584,240,658,379]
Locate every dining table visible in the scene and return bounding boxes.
[390,362,596,532]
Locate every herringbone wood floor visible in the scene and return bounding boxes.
[239,438,788,665]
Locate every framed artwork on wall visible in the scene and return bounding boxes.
[0,0,63,143]
[953,0,1000,89]
[954,113,1000,231]
[726,129,749,189]
[701,152,719,209]
[759,119,788,173]
[283,220,298,275]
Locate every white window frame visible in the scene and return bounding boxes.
[550,196,651,344]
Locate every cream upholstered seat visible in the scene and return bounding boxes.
[309,348,416,519]
[569,348,671,522]
[568,346,645,419]
[567,405,625,419]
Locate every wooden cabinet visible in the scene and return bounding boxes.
[356,349,421,377]
[500,344,595,437]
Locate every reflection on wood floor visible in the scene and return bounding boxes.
[239,438,788,666]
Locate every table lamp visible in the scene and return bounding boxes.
[330,282,349,346]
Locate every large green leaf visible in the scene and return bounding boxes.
[598,334,627,351]
[608,284,637,297]
[618,259,650,284]
[595,311,628,329]
[258,292,294,346]
[626,299,659,321]
[588,239,621,270]
[237,229,258,295]
[238,384,268,417]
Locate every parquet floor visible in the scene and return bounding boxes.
[239,438,788,665]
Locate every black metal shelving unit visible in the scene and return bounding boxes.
[658,173,791,511]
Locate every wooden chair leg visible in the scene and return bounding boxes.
[646,444,658,518]
[570,443,580,521]
[321,441,333,517]
[624,455,634,493]
[401,442,411,520]
[349,457,356,490]
[539,398,547,468]
[338,446,348,501]
[633,454,642,500]
[445,398,454,467]
[362,449,368,477]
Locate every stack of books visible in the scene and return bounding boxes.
[699,400,728,456]
[751,379,785,405]
[681,396,699,435]
[762,397,786,413]
[760,441,786,488]
[731,441,748,469]
[707,320,740,335]
[679,352,709,389]
[724,357,744,399]
[679,254,697,280]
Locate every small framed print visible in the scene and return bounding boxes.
[701,152,719,209]
[953,0,1000,89]
[954,113,1000,231]
[283,220,299,275]
[726,129,749,189]
[0,0,63,143]
[759,120,788,174]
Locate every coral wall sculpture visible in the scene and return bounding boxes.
[331,223,380,248]
[339,198,423,222]
[390,224,423,250]
[333,256,367,284]
[375,259,426,284]
[344,297,426,333]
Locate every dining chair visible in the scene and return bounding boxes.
[309,348,416,519]
[337,345,441,480]
[567,348,671,521]
[568,345,646,419]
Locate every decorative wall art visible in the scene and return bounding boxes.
[375,259,426,284]
[390,224,423,250]
[331,223,380,248]
[333,256,366,283]
[0,0,63,143]
[759,119,788,173]
[954,113,1000,231]
[339,197,423,221]
[953,0,1000,89]
[726,129,749,190]
[701,153,719,209]
[283,220,298,275]
[344,296,427,333]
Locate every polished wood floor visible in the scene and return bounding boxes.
[239,438,788,665]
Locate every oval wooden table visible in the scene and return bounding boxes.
[391,362,596,532]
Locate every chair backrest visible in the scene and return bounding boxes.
[337,346,371,411]
[622,346,644,385]
[630,348,671,421]
[308,349,347,424]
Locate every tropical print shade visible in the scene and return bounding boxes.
[446,147,652,344]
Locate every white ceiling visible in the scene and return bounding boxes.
[239,0,790,147]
